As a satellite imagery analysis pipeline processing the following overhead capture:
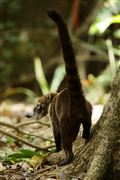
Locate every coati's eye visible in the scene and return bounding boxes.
[33,103,42,113]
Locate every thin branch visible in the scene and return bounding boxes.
[16,120,50,128]
[0,129,51,152]
[31,165,57,175]
[21,131,54,143]
[76,0,106,36]
[73,37,108,60]
[0,121,54,142]
[0,121,18,131]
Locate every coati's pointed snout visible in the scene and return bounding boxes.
[25,112,34,118]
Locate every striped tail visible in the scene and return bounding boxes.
[47,9,85,103]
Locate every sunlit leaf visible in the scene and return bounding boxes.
[112,15,120,23]
[34,57,49,94]
[1,87,37,99]
[50,64,65,92]
[29,155,42,168]
[89,14,120,35]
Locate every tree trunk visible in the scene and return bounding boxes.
[47,66,120,180]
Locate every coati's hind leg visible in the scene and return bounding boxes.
[54,131,61,152]
[59,138,73,166]
[51,118,61,152]
[82,118,91,140]
[58,118,74,166]
[50,110,61,152]
[49,98,62,152]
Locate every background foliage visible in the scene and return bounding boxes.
[0,0,120,103]
[0,0,120,178]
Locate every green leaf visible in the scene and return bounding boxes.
[89,17,112,34]
[6,137,14,145]
[8,149,35,159]
[89,14,120,35]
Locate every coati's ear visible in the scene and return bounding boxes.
[45,94,51,103]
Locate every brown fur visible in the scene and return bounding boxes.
[26,10,92,166]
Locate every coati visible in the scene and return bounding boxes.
[26,9,92,166]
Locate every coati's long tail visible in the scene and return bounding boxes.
[47,9,85,103]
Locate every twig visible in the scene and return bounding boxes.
[16,120,50,128]
[73,37,108,59]
[0,121,18,131]
[0,129,50,152]
[0,121,54,142]
[21,131,54,143]
[76,0,105,36]
[28,165,57,179]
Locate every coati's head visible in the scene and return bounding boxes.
[25,94,51,120]
[25,93,57,120]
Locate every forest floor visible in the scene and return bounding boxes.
[0,100,103,179]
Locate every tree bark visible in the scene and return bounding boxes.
[84,67,120,180]
[47,66,120,180]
